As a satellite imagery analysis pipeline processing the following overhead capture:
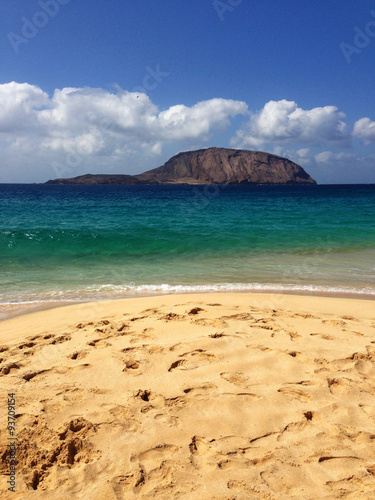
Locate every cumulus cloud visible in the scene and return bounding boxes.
[231,99,350,149]
[0,82,247,181]
[0,84,373,184]
[353,117,375,145]
[0,81,49,132]
[157,99,247,141]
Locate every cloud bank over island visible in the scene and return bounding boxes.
[0,82,374,183]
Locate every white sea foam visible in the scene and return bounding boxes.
[1,282,375,309]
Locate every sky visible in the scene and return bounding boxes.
[0,0,374,184]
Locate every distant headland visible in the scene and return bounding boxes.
[45,147,317,185]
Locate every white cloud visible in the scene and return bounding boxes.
[0,84,373,184]
[314,151,356,164]
[272,146,312,165]
[231,99,350,149]
[158,99,247,140]
[295,148,311,161]
[0,82,247,181]
[268,147,375,184]
[353,117,375,145]
[0,81,48,132]
[312,150,375,184]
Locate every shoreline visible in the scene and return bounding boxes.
[2,291,375,344]
[1,287,375,322]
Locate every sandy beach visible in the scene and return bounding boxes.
[1,292,375,499]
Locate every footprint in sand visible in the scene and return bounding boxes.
[221,312,254,321]
[159,312,185,322]
[291,313,318,319]
[354,360,375,376]
[129,315,148,322]
[313,357,336,372]
[69,351,88,360]
[154,414,180,427]
[359,404,375,418]
[121,345,163,358]
[100,404,141,431]
[168,350,216,372]
[168,359,186,372]
[327,377,352,395]
[22,364,93,383]
[129,332,154,344]
[28,333,54,341]
[187,307,205,315]
[277,416,312,440]
[115,455,178,496]
[352,348,375,362]
[189,435,214,470]
[209,332,226,338]
[49,335,71,345]
[310,333,336,341]
[182,383,217,398]
[17,341,36,350]
[322,319,347,327]
[345,330,365,337]
[220,372,249,387]
[164,395,187,409]
[134,390,166,410]
[0,362,22,375]
[227,480,254,494]
[189,435,262,472]
[169,341,198,352]
[22,369,49,381]
[87,339,111,349]
[277,386,312,402]
[121,346,145,355]
[192,318,228,328]
[123,359,141,371]
[9,335,57,358]
[114,322,130,335]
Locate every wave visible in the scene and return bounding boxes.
[1,281,375,307]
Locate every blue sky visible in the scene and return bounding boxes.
[0,0,374,183]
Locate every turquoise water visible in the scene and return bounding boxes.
[1,184,375,307]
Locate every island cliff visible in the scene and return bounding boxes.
[46,147,317,185]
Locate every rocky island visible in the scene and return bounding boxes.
[46,147,317,185]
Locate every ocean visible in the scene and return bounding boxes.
[1,183,374,315]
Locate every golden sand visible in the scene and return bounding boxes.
[1,293,375,499]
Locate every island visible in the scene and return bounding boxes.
[45,147,317,185]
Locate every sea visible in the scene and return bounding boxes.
[0,183,374,317]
